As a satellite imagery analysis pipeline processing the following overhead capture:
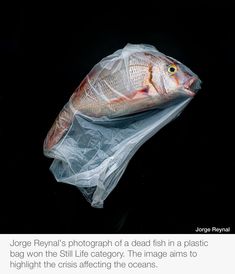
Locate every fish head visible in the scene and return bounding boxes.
[152,55,201,97]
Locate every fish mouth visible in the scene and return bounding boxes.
[182,76,200,97]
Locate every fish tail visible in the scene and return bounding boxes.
[43,103,75,152]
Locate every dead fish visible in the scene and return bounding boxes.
[44,44,201,151]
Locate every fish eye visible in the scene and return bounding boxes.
[168,64,177,75]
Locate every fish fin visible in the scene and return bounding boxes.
[131,87,149,99]
[109,87,149,104]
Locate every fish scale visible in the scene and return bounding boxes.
[73,55,150,116]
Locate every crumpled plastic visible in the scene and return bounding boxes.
[44,44,201,208]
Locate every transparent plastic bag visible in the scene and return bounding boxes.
[44,44,201,208]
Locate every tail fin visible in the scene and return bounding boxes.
[43,103,74,153]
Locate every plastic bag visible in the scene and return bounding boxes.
[44,44,201,208]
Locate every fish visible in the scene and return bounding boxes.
[44,44,201,151]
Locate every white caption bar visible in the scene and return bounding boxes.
[0,234,234,274]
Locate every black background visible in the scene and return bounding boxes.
[1,3,234,233]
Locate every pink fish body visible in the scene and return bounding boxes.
[44,44,201,152]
